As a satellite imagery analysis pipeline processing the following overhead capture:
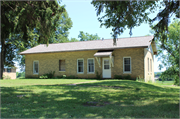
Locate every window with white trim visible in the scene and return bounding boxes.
[33,61,39,74]
[123,57,131,73]
[59,60,65,71]
[87,58,95,73]
[77,59,84,73]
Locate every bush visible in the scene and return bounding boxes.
[136,76,144,82]
[124,75,131,80]
[39,75,48,79]
[96,71,102,80]
[39,71,55,79]
[3,75,11,80]
[174,75,179,86]
[114,75,123,79]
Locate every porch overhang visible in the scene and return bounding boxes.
[94,50,114,68]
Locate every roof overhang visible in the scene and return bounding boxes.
[19,46,148,55]
[151,39,157,55]
[94,50,113,57]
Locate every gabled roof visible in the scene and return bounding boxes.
[20,36,154,55]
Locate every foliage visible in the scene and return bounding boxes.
[78,31,101,41]
[2,75,11,80]
[174,75,179,86]
[39,75,48,79]
[40,71,55,79]
[136,76,144,82]
[16,72,25,78]
[114,75,123,79]
[1,1,67,79]
[91,1,179,45]
[154,72,162,77]
[95,71,102,80]
[63,75,66,78]
[49,11,73,43]
[69,38,79,42]
[155,20,179,85]
[124,75,131,80]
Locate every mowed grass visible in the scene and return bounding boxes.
[154,80,176,86]
[1,79,179,118]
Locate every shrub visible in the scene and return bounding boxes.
[39,71,55,79]
[124,75,131,80]
[174,75,179,86]
[136,76,144,82]
[96,71,102,80]
[3,75,11,80]
[39,75,48,79]
[114,75,123,79]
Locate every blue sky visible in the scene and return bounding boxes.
[60,0,167,72]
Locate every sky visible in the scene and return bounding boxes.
[15,0,175,72]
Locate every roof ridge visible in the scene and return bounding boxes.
[40,35,153,45]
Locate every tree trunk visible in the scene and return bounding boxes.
[1,39,5,79]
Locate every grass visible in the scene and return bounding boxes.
[154,80,175,86]
[1,79,179,118]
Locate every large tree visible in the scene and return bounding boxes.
[1,1,65,79]
[155,20,179,85]
[91,0,180,45]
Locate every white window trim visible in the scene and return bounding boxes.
[33,60,39,75]
[87,58,95,74]
[123,57,131,74]
[77,58,84,74]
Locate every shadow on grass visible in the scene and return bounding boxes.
[1,80,179,118]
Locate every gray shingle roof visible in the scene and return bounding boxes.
[20,36,154,55]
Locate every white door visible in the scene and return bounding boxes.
[102,58,111,78]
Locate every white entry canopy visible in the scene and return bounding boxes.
[94,50,114,68]
[94,50,113,57]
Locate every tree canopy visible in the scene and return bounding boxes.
[155,20,179,85]
[1,1,66,79]
[78,31,100,41]
[91,0,180,45]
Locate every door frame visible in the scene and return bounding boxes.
[102,58,111,78]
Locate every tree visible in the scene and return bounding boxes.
[69,38,79,42]
[78,31,100,41]
[91,1,179,45]
[155,20,179,85]
[49,11,73,43]
[16,9,73,71]
[1,1,65,79]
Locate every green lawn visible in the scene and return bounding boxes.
[154,80,176,86]
[1,79,179,118]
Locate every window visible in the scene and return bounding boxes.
[59,60,65,71]
[7,68,11,73]
[104,60,110,69]
[33,61,39,74]
[77,59,84,73]
[123,57,131,73]
[87,58,95,73]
